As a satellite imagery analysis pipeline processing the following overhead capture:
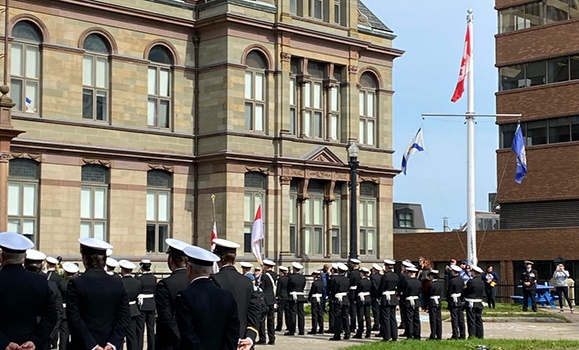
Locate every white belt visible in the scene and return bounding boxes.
[335,292,348,302]
[311,293,322,303]
[430,296,440,306]
[465,298,483,308]
[349,286,357,290]
[451,293,462,304]
[129,301,137,305]
[290,291,305,301]
[358,292,370,301]
[406,296,419,307]
[138,293,154,306]
[382,290,396,301]
[62,303,66,309]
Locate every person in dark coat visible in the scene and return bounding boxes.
[378,259,398,341]
[119,260,143,350]
[463,266,485,339]
[275,266,290,332]
[155,238,191,350]
[286,262,307,336]
[328,263,350,341]
[66,237,131,350]
[447,264,466,340]
[397,260,413,337]
[258,259,277,345]
[426,269,443,340]
[521,260,538,312]
[106,257,120,278]
[307,270,324,335]
[46,256,63,283]
[403,267,421,340]
[59,262,80,350]
[354,268,372,339]
[0,232,58,350]
[370,263,383,331]
[176,245,239,350]
[137,259,157,350]
[347,258,362,333]
[210,239,260,350]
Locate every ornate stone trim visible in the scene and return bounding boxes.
[149,164,174,173]
[280,52,291,61]
[348,65,359,74]
[279,176,292,185]
[360,176,379,184]
[0,152,12,161]
[83,158,111,167]
[10,153,41,161]
[246,166,269,174]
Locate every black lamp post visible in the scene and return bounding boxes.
[348,142,359,260]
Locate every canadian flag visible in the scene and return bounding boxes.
[451,25,471,103]
[251,205,264,265]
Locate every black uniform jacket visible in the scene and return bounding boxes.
[356,277,372,305]
[404,277,422,308]
[261,270,278,306]
[378,270,399,306]
[328,274,350,306]
[138,273,157,311]
[287,273,307,302]
[66,268,130,350]
[156,268,189,350]
[211,266,260,341]
[348,269,362,297]
[463,276,485,309]
[446,275,465,308]
[176,278,239,350]
[276,274,289,301]
[122,275,143,317]
[426,279,444,308]
[0,264,58,350]
[46,270,63,285]
[308,279,324,304]
[521,268,538,290]
[370,272,382,299]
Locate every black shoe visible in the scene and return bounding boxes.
[398,324,404,329]
[307,331,316,335]
[274,328,281,332]
[371,326,380,331]
[329,337,341,341]
[344,334,350,340]
[324,330,334,334]
[318,329,324,334]
[365,334,371,338]
[352,334,363,339]
[267,341,275,345]
[283,332,294,336]
[374,334,382,338]
[256,340,266,345]
[298,332,304,336]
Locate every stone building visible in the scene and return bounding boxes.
[1,0,402,268]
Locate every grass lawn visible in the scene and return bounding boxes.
[344,339,579,350]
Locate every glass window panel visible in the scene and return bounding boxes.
[244,226,252,253]
[331,228,339,255]
[571,56,579,80]
[148,99,156,126]
[499,6,523,33]
[22,220,35,236]
[549,117,571,143]
[83,89,93,119]
[244,193,253,222]
[255,104,264,131]
[148,67,157,95]
[83,56,94,86]
[359,201,366,226]
[94,222,105,240]
[290,0,297,14]
[367,92,375,117]
[313,83,322,109]
[304,82,311,108]
[158,191,169,221]
[80,187,92,218]
[80,222,91,238]
[96,91,107,121]
[331,200,339,226]
[526,61,546,87]
[304,228,311,255]
[290,108,296,135]
[527,120,548,145]
[547,57,569,83]
[500,123,517,148]
[367,230,375,254]
[160,69,170,97]
[304,199,312,224]
[314,112,322,138]
[330,114,338,140]
[95,58,107,89]
[334,1,341,24]
[158,224,169,252]
[572,116,579,141]
[304,111,311,136]
[25,46,39,79]
[289,79,295,105]
[8,183,20,216]
[313,197,323,225]
[255,73,264,101]
[8,220,19,233]
[547,0,570,23]
[359,92,365,115]
[147,192,156,221]
[11,79,22,111]
[314,0,322,18]
[289,226,296,253]
[525,2,544,28]
[290,196,297,224]
[22,183,36,216]
[570,0,579,19]
[93,188,106,219]
[359,120,365,144]
[245,72,253,99]
[359,229,366,255]
[11,44,23,76]
[146,224,156,253]
[314,227,323,254]
[25,81,37,113]
[331,86,339,111]
[500,64,525,91]
[253,195,262,214]
[245,103,252,129]
[367,201,375,227]
[159,100,169,128]
[367,120,375,145]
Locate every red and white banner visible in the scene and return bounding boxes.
[451,25,471,103]
[251,205,264,265]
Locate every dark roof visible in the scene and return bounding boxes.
[358,0,392,33]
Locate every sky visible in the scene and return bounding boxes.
[363,1,499,231]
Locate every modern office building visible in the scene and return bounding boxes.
[0,0,402,268]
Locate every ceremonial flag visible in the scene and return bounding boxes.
[401,128,425,175]
[511,124,527,184]
[25,97,32,111]
[451,24,472,103]
[211,221,219,273]
[251,205,264,265]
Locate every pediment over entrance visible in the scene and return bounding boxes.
[304,147,344,165]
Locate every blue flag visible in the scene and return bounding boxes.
[511,124,527,184]
[401,128,425,175]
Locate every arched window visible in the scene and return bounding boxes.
[11,21,42,114]
[148,45,173,129]
[80,164,109,240]
[82,34,111,121]
[245,50,267,131]
[359,182,377,256]
[8,159,39,244]
[244,172,266,253]
[146,170,172,253]
[359,72,378,146]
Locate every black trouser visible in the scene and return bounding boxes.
[428,305,442,340]
[485,286,497,309]
[126,315,144,350]
[466,306,484,339]
[310,302,324,333]
[276,299,287,330]
[259,304,276,342]
[355,302,371,337]
[287,300,305,334]
[58,319,68,350]
[327,300,334,332]
[139,310,155,350]
[404,304,420,340]
[379,305,397,341]
[556,286,574,309]
[449,305,465,339]
[331,302,350,339]
[349,295,357,331]
[371,298,380,330]
[399,302,407,332]
[522,288,537,311]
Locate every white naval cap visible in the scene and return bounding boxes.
[0,232,34,253]
[311,270,321,275]
[372,263,383,271]
[140,259,152,265]
[106,248,113,257]
[63,262,79,274]
[263,259,276,267]
[46,256,59,265]
[450,264,462,272]
[472,266,483,274]
[349,258,361,264]
[383,258,396,266]
[429,269,440,275]
[165,238,191,253]
[212,238,241,255]
[337,263,349,271]
[106,257,119,268]
[183,245,220,266]
[240,262,254,268]
[406,266,418,272]
[279,266,288,272]
[291,262,303,270]
[26,249,46,261]
[402,260,415,268]
[119,260,136,270]
[360,267,370,273]
[331,263,338,270]
[78,237,112,255]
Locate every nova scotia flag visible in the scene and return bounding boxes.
[401,127,425,175]
[511,124,527,184]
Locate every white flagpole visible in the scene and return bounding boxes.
[465,9,477,267]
